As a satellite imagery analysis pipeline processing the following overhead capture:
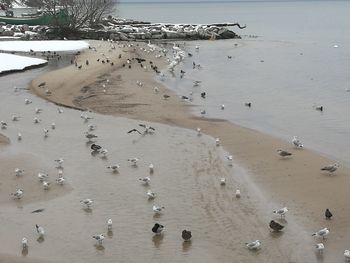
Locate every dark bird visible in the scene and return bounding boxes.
[245,102,252,108]
[31,208,45,213]
[182,230,192,241]
[180,70,186,74]
[91,144,102,151]
[315,106,323,112]
[269,220,284,231]
[277,149,292,158]
[78,65,82,69]
[228,55,232,59]
[127,128,142,134]
[188,53,193,57]
[163,94,170,100]
[139,124,155,132]
[152,223,164,235]
[181,95,189,100]
[38,82,46,87]
[128,65,131,69]
[86,60,89,65]
[325,209,333,220]
[201,92,206,98]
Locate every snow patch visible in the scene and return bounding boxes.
[0,53,47,74]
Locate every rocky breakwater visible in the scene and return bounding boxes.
[0,22,48,39]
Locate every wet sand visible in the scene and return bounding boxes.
[2,39,348,261]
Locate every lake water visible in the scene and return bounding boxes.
[117,1,350,166]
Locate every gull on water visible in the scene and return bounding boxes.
[245,240,261,250]
[152,223,164,235]
[18,133,22,141]
[344,250,350,261]
[292,136,303,148]
[35,224,45,238]
[92,234,104,245]
[56,177,65,185]
[24,98,32,104]
[315,243,325,255]
[321,163,338,174]
[11,189,23,199]
[107,219,113,231]
[85,132,98,141]
[51,122,56,129]
[235,189,241,198]
[43,129,49,137]
[91,144,102,152]
[147,190,156,199]
[54,158,64,168]
[33,117,40,124]
[220,178,226,185]
[182,230,192,241]
[107,164,120,173]
[139,177,151,185]
[128,158,139,167]
[312,228,330,240]
[100,149,108,158]
[277,149,292,158]
[273,207,288,218]
[149,163,154,174]
[38,172,49,181]
[15,168,24,176]
[21,238,28,249]
[1,121,7,129]
[12,115,20,121]
[153,205,165,214]
[80,198,93,208]
[35,108,43,114]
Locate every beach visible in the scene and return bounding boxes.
[9,39,345,262]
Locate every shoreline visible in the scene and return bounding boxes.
[28,40,350,260]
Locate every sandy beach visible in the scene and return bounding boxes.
[0,39,348,262]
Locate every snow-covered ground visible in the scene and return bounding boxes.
[0,40,89,52]
[0,53,47,74]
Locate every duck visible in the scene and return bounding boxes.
[182,230,192,241]
[152,223,164,235]
[269,220,284,231]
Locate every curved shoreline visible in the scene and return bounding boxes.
[29,40,350,260]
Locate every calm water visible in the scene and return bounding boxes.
[118,1,350,166]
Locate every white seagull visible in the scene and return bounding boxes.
[17,133,22,140]
[107,219,113,231]
[80,198,93,208]
[107,164,120,173]
[273,207,288,218]
[24,98,32,104]
[11,189,23,199]
[15,168,24,176]
[226,155,233,166]
[312,228,330,240]
[54,158,64,168]
[92,234,105,245]
[235,189,241,198]
[153,205,165,214]
[51,122,56,129]
[128,158,139,167]
[100,149,108,157]
[35,224,45,237]
[33,117,40,124]
[321,163,339,174]
[21,237,28,249]
[197,127,201,136]
[56,177,65,185]
[139,177,151,185]
[42,181,50,190]
[344,250,350,261]
[292,136,303,148]
[38,172,49,181]
[43,129,49,137]
[315,243,324,254]
[220,178,226,185]
[245,240,261,250]
[215,138,220,146]
[149,163,154,174]
[147,190,156,199]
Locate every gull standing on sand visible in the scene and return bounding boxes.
[315,243,324,254]
[43,129,49,137]
[226,155,233,166]
[80,198,93,208]
[33,117,40,124]
[245,240,261,250]
[292,136,303,148]
[51,122,56,129]
[35,224,45,238]
[11,189,23,199]
[215,138,220,146]
[273,207,288,218]
[92,234,104,245]
[196,127,201,136]
[91,144,102,152]
[321,163,338,174]
[312,228,330,240]
[344,250,350,261]
[21,238,28,249]
[100,149,108,158]
[147,190,156,199]
[1,121,7,129]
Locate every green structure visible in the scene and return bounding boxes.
[0,9,67,25]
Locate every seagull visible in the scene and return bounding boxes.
[92,234,105,245]
[38,173,49,181]
[182,230,192,241]
[235,189,241,198]
[42,181,50,190]
[312,228,330,240]
[154,87,159,93]
[215,138,220,146]
[315,243,325,255]
[321,163,338,174]
[91,144,102,152]
[128,158,139,167]
[56,177,65,185]
[197,127,201,136]
[139,124,155,133]
[35,108,43,114]
[100,149,108,157]
[127,128,142,134]
[292,136,303,148]
[80,113,93,122]
[245,240,261,250]
[153,205,165,214]
[344,250,350,261]
[277,149,292,158]
[147,190,156,199]
[21,237,28,249]
[12,115,20,121]
[200,109,206,116]
[315,106,323,112]
[43,129,49,137]
[273,207,288,218]
[11,189,23,199]
[1,121,7,129]
[220,178,226,185]
[149,163,154,174]
[107,164,120,173]
[325,209,333,220]
[88,124,96,131]
[57,108,64,114]
[17,133,22,141]
[221,104,225,110]
[33,117,40,124]
[107,219,113,231]
[51,123,56,129]
[24,98,32,104]
[269,220,284,231]
[152,223,164,235]
[85,132,98,141]
[139,177,151,185]
[226,155,233,166]
[163,94,170,100]
[35,224,45,237]
[54,158,64,168]
[15,168,24,176]
[80,198,93,208]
